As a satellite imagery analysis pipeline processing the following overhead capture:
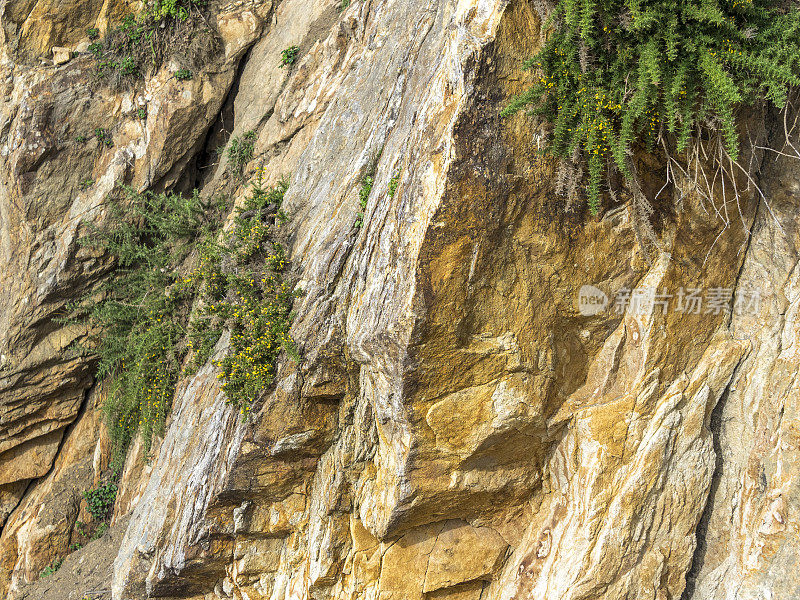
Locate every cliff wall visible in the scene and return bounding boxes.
[0,1,798,599]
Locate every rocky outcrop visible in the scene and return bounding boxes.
[1,1,799,600]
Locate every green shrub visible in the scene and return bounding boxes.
[83,482,118,520]
[87,27,100,40]
[190,175,299,413]
[39,558,63,578]
[118,55,139,77]
[226,130,257,177]
[175,68,193,80]
[280,46,300,67]
[503,0,800,215]
[137,107,147,119]
[64,173,298,459]
[79,178,94,190]
[62,187,218,460]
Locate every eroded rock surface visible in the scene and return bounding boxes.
[1,1,799,600]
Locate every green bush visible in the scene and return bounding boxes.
[83,482,118,520]
[175,68,193,80]
[280,46,300,67]
[91,522,110,540]
[503,0,800,214]
[87,27,100,40]
[63,187,217,460]
[190,175,299,413]
[65,172,298,459]
[387,170,401,197]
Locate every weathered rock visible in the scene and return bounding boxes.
[51,47,71,65]
[0,383,108,598]
[2,1,800,600]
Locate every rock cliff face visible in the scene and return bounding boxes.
[1,1,799,600]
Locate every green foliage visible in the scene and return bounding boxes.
[62,187,217,461]
[65,171,298,460]
[94,128,113,148]
[190,175,299,413]
[354,149,382,227]
[387,170,401,197]
[75,521,87,537]
[175,68,193,80]
[88,0,212,84]
[39,558,63,578]
[340,0,351,10]
[150,0,195,20]
[137,107,147,119]
[226,130,257,177]
[79,178,95,190]
[503,0,800,214]
[75,134,87,143]
[91,522,110,540]
[354,175,373,228]
[87,27,100,40]
[280,46,300,67]
[83,482,118,521]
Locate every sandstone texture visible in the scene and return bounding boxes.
[1,1,799,600]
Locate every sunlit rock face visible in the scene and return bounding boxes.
[1,1,799,600]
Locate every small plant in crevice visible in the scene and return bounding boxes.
[226,130,257,178]
[339,0,351,11]
[79,178,95,191]
[75,134,87,143]
[91,522,110,540]
[83,481,118,521]
[137,107,147,120]
[75,521,87,538]
[387,170,401,197]
[354,149,382,228]
[174,68,193,81]
[39,558,64,578]
[354,174,373,228]
[87,27,100,40]
[94,127,113,148]
[280,45,300,67]
[189,174,300,413]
